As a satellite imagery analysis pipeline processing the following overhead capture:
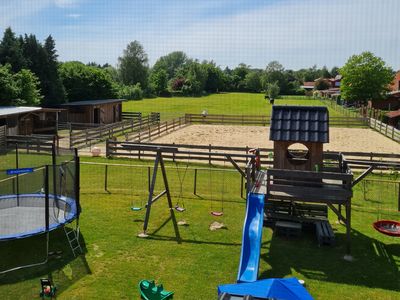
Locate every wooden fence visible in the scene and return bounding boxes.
[124,116,187,143]
[0,126,6,151]
[6,134,56,153]
[106,141,400,170]
[69,115,160,149]
[369,118,400,143]
[185,114,368,128]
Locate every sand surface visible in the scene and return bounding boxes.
[152,125,400,154]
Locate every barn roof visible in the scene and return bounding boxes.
[61,99,125,106]
[269,105,329,143]
[0,106,42,118]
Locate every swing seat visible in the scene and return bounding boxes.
[373,220,400,237]
[174,205,186,212]
[131,207,143,211]
[211,211,224,217]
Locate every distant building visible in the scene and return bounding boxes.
[60,99,125,124]
[0,107,61,135]
[389,71,400,92]
[300,82,315,90]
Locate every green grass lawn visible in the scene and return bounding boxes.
[123,93,346,120]
[0,156,399,299]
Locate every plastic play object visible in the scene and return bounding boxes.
[237,193,265,283]
[218,278,313,300]
[139,279,174,300]
[39,278,56,299]
[373,220,400,237]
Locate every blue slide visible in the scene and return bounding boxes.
[237,193,265,283]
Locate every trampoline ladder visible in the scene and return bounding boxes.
[64,226,82,257]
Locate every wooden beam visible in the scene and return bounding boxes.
[352,165,375,187]
[226,155,247,178]
[327,202,347,223]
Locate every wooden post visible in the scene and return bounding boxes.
[148,166,151,193]
[240,175,244,199]
[345,201,351,256]
[104,165,108,191]
[194,168,197,195]
[398,182,400,212]
[172,143,176,162]
[208,144,212,165]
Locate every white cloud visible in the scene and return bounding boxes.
[54,0,81,9]
[67,13,81,18]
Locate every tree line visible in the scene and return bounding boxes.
[0,27,395,106]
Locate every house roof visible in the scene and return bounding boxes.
[0,106,42,118]
[269,105,329,143]
[61,99,126,106]
[386,109,400,119]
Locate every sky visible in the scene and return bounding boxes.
[0,0,399,70]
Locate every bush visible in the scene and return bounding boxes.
[118,83,143,100]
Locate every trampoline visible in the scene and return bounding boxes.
[0,194,77,241]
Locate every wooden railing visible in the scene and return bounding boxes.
[69,115,160,149]
[369,118,400,143]
[6,134,57,153]
[0,126,6,151]
[125,116,187,143]
[185,114,368,128]
[106,141,400,170]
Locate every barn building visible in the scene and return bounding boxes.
[60,99,124,124]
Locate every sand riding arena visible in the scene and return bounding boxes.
[151,124,400,154]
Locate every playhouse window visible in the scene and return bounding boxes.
[286,143,309,163]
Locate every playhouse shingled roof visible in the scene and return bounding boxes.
[269,105,329,143]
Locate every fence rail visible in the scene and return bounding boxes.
[369,118,400,143]
[6,134,56,152]
[69,115,161,149]
[105,141,400,170]
[124,116,187,143]
[185,114,368,127]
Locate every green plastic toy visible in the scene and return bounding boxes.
[138,279,174,300]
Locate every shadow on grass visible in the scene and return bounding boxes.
[260,228,400,292]
[0,228,91,297]
[145,234,242,247]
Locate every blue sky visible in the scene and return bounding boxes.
[0,0,399,70]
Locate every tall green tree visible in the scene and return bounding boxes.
[265,81,280,99]
[59,61,117,101]
[232,63,250,91]
[340,52,394,102]
[118,41,149,88]
[203,62,224,93]
[244,71,262,92]
[41,35,66,104]
[22,34,66,105]
[149,69,168,96]
[182,61,207,96]
[0,27,26,73]
[0,64,20,105]
[14,69,42,106]
[262,61,287,93]
[153,51,188,80]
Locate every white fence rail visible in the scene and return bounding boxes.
[369,118,400,143]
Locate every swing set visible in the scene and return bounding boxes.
[121,143,258,238]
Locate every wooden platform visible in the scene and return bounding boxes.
[275,221,302,237]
